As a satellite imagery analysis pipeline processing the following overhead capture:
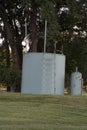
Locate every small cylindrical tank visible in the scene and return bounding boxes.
[70,68,83,95]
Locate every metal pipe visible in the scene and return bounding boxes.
[76,67,78,72]
[44,20,47,53]
[25,18,27,37]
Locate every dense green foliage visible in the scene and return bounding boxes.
[0,0,87,89]
[0,67,21,91]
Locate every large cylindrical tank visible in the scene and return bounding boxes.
[21,53,65,95]
[71,71,83,95]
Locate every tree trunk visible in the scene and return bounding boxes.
[3,36,10,67]
[30,1,38,52]
[4,21,20,69]
[0,2,21,92]
[1,5,20,69]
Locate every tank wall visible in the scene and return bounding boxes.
[71,72,82,95]
[21,53,43,94]
[21,53,65,95]
[55,55,65,94]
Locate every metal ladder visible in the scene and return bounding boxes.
[42,54,56,94]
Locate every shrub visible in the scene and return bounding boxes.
[0,67,21,92]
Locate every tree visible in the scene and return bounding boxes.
[1,0,87,90]
[0,0,24,91]
[22,0,60,52]
[0,0,23,69]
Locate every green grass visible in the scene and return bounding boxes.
[0,92,87,130]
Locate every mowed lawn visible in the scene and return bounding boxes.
[0,93,87,130]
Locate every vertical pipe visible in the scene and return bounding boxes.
[54,42,56,53]
[25,18,27,37]
[81,78,83,95]
[54,42,56,94]
[44,20,47,53]
[76,67,78,72]
[54,53,56,94]
[61,45,63,54]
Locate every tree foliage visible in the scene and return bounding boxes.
[1,0,87,90]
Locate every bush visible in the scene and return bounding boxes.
[0,67,21,92]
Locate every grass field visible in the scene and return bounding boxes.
[0,92,87,130]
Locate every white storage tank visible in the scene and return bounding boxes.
[21,53,65,95]
[70,69,83,95]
